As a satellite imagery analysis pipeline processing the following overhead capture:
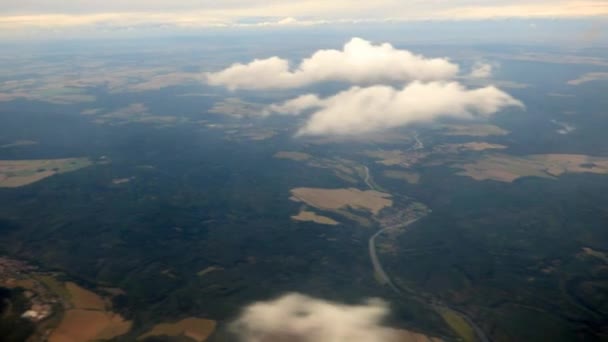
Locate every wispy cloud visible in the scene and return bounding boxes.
[440,1,608,19]
[1,0,606,34]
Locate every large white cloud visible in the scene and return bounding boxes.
[269,82,523,136]
[230,293,400,342]
[206,38,459,90]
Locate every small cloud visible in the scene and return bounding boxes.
[469,62,494,79]
[551,120,576,134]
[269,82,523,136]
[277,17,298,25]
[230,293,397,342]
[241,16,306,27]
[207,38,459,90]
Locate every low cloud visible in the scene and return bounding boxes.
[2,1,608,35]
[270,82,523,136]
[206,38,459,90]
[239,16,329,27]
[440,1,608,19]
[469,62,493,79]
[231,293,400,342]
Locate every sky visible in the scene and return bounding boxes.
[1,0,607,39]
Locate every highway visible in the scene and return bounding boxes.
[368,216,490,342]
[364,164,490,342]
[369,219,419,295]
[363,166,374,190]
[412,132,424,150]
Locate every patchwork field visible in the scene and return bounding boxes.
[441,124,509,137]
[94,103,180,126]
[138,317,217,342]
[274,151,313,161]
[456,154,608,182]
[0,140,38,148]
[291,210,339,225]
[275,151,367,184]
[49,282,132,342]
[226,129,277,141]
[581,247,608,264]
[0,158,92,187]
[0,84,95,104]
[364,149,428,168]
[290,188,392,215]
[197,266,223,277]
[437,142,507,153]
[383,170,421,184]
[209,97,264,118]
[112,177,133,185]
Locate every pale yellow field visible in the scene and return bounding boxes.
[50,310,132,342]
[49,282,132,342]
[274,151,313,161]
[291,210,339,225]
[383,170,421,184]
[291,188,392,215]
[138,317,217,342]
[0,158,91,187]
[457,154,608,182]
